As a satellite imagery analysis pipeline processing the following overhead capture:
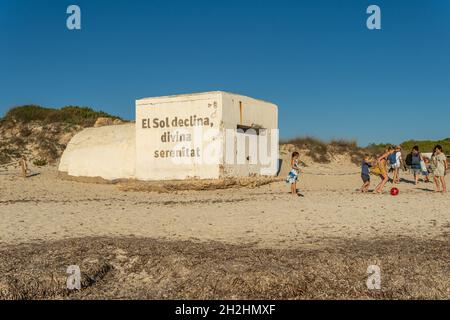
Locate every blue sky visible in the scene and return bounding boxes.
[1,0,449,146]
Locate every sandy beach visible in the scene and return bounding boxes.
[1,160,449,248]
[1,157,450,299]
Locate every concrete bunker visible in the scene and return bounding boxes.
[59,91,279,181]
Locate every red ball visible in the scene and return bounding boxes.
[390,187,399,196]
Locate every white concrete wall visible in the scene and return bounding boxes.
[58,124,135,180]
[135,92,223,180]
[221,92,278,129]
[220,92,278,177]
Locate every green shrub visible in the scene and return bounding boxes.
[2,105,122,127]
[283,136,330,163]
[33,159,48,167]
[363,143,394,157]
[3,105,51,122]
[400,139,450,154]
[283,137,366,164]
[329,139,358,150]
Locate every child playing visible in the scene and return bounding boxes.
[286,152,300,196]
[360,154,373,193]
[389,145,403,184]
[410,146,424,185]
[421,157,431,183]
[431,145,448,193]
[373,147,394,194]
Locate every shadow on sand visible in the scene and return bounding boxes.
[399,177,416,185]
[26,172,41,178]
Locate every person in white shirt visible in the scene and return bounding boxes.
[389,145,403,184]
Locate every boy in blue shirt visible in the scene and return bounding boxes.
[360,154,373,193]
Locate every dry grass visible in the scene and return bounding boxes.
[0,122,82,165]
[0,105,124,165]
[283,136,330,163]
[282,137,392,165]
[1,236,449,300]
[282,136,366,164]
[58,173,283,192]
[117,177,282,193]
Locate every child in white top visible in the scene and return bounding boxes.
[286,152,300,196]
[390,145,403,184]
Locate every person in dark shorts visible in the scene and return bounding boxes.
[360,154,373,193]
[410,145,424,185]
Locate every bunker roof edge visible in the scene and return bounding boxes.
[136,91,277,107]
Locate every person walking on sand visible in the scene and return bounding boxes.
[410,146,424,185]
[421,156,431,183]
[373,147,394,194]
[360,154,373,193]
[286,152,301,196]
[431,145,447,193]
[388,145,403,184]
